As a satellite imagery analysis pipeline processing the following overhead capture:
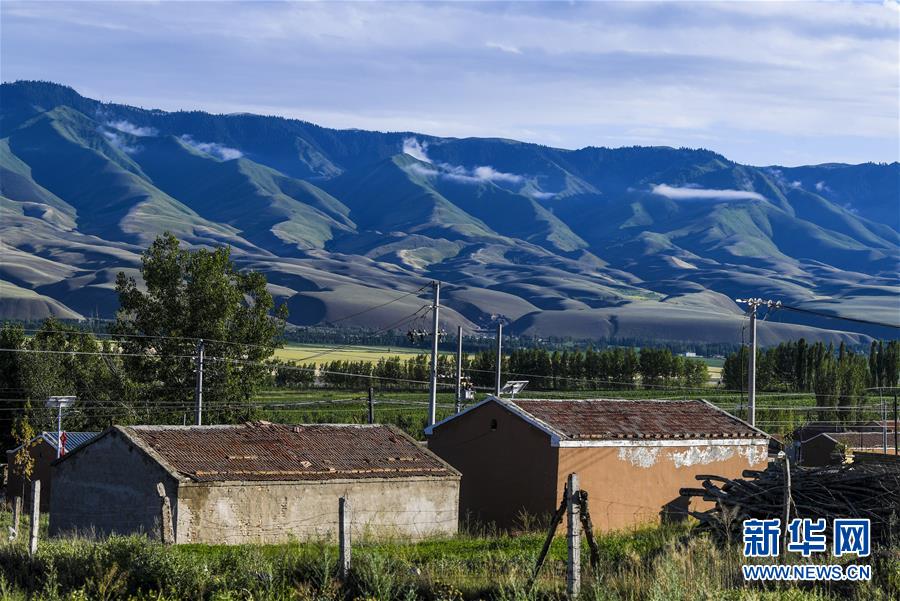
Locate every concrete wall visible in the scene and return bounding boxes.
[6,440,56,510]
[175,476,459,544]
[49,430,177,540]
[427,401,559,528]
[557,441,769,531]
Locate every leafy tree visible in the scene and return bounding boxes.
[113,233,287,424]
[0,323,26,451]
[9,404,37,497]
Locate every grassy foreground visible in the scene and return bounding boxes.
[1,518,897,601]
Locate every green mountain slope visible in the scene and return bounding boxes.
[1,80,896,343]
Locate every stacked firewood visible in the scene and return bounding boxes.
[681,463,900,544]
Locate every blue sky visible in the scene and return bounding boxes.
[2,1,898,166]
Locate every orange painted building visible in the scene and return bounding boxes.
[426,397,769,531]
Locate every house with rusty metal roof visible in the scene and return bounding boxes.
[49,422,460,544]
[6,431,100,510]
[799,431,899,467]
[425,396,769,531]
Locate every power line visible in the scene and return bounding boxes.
[780,304,900,329]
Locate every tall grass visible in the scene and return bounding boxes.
[0,521,896,600]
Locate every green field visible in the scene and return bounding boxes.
[275,344,429,364]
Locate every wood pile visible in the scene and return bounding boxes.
[681,463,900,544]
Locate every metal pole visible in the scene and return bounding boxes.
[883,392,888,455]
[56,403,62,459]
[428,282,440,427]
[195,339,204,426]
[455,325,463,413]
[495,323,503,396]
[368,386,374,424]
[748,303,757,427]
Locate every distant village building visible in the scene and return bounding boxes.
[426,397,769,531]
[799,431,899,467]
[6,431,99,510]
[791,421,897,466]
[50,422,460,543]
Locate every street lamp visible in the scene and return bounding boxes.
[45,396,76,458]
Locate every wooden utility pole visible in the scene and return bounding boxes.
[566,473,581,599]
[455,325,463,413]
[428,282,440,427]
[780,453,792,553]
[495,323,503,396]
[194,338,205,426]
[29,480,40,555]
[368,387,375,424]
[339,497,351,580]
[736,298,781,426]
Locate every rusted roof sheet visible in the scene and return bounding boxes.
[123,422,457,482]
[827,432,894,449]
[510,399,761,440]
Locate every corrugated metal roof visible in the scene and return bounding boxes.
[510,399,761,440]
[122,422,458,482]
[42,431,100,452]
[827,432,894,449]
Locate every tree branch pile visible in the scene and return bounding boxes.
[681,463,900,544]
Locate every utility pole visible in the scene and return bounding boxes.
[893,390,898,456]
[495,322,503,396]
[566,473,581,599]
[368,387,375,424]
[735,298,781,427]
[455,325,463,413]
[883,392,888,455]
[195,338,205,426]
[428,282,440,427]
[45,396,75,459]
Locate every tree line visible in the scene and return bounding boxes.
[273,346,709,391]
[721,339,900,421]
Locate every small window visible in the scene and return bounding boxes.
[490,418,498,431]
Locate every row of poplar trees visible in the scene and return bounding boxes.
[275,346,709,391]
[721,339,900,419]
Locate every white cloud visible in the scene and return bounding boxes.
[486,41,521,54]
[402,137,430,163]
[402,137,525,185]
[179,135,243,160]
[815,181,832,193]
[473,166,523,184]
[107,120,157,137]
[651,184,764,201]
[100,129,140,154]
[529,190,556,200]
[405,163,439,178]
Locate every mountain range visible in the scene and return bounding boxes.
[1,81,897,346]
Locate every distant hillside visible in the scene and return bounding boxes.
[1,80,898,345]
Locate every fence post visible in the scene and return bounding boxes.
[368,387,375,424]
[566,473,581,599]
[9,496,22,541]
[339,496,351,580]
[29,480,40,555]
[156,482,174,544]
[780,453,792,553]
